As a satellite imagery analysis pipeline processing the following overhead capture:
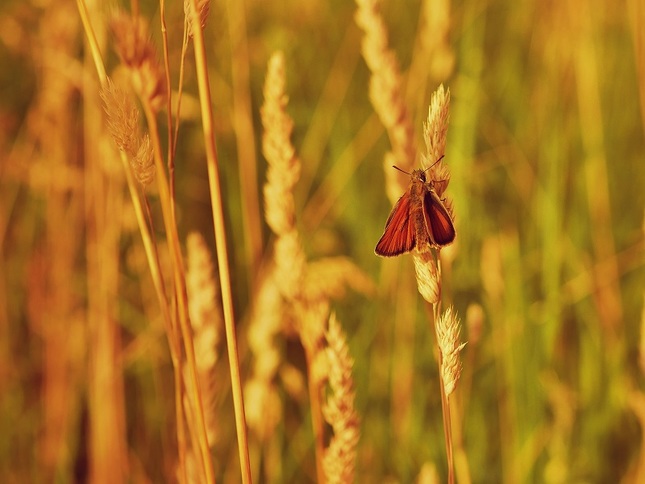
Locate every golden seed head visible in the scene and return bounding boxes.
[131,134,155,186]
[435,306,466,397]
[322,313,359,484]
[184,0,211,39]
[412,250,439,304]
[109,12,166,112]
[100,78,140,157]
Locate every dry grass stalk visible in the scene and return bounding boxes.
[436,307,466,397]
[355,0,416,203]
[322,314,360,484]
[408,84,463,482]
[186,0,251,478]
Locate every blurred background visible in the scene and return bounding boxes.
[0,0,643,482]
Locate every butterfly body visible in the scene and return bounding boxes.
[375,168,455,257]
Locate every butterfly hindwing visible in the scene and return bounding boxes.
[422,189,455,247]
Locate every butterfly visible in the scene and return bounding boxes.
[375,161,455,256]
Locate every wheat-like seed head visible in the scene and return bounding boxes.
[322,313,359,484]
[132,134,155,186]
[109,12,165,112]
[185,232,222,446]
[412,250,440,304]
[435,306,466,397]
[100,78,140,158]
[261,51,307,300]
[424,84,451,196]
[245,268,284,443]
[184,0,211,39]
[355,0,416,200]
[101,79,156,186]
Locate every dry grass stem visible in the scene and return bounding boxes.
[436,307,466,397]
[322,314,360,484]
[186,0,250,478]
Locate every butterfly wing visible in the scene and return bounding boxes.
[422,190,455,247]
[375,193,416,256]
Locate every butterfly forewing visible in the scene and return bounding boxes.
[422,190,456,246]
[375,193,416,256]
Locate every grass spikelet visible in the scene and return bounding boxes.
[184,0,211,39]
[109,11,165,112]
[424,85,451,169]
[424,85,452,196]
[245,268,284,443]
[261,51,307,300]
[132,134,155,186]
[262,52,302,233]
[322,313,360,484]
[100,78,140,158]
[101,79,155,186]
[435,307,466,397]
[355,0,416,200]
[182,232,222,481]
[412,250,439,304]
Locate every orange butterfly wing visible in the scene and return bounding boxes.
[375,193,416,256]
[422,190,455,247]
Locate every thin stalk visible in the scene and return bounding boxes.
[141,100,215,484]
[305,348,326,484]
[432,259,455,484]
[187,1,252,481]
[76,2,210,481]
[158,0,176,211]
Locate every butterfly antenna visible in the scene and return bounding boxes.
[424,154,445,173]
[392,165,411,175]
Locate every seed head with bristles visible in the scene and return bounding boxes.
[184,0,211,39]
[355,0,416,199]
[412,250,440,304]
[424,84,451,197]
[322,314,360,484]
[109,11,166,112]
[435,306,466,397]
[261,51,306,300]
[100,78,140,158]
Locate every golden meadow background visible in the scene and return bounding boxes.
[1,0,644,482]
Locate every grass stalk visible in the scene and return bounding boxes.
[141,100,215,484]
[76,2,205,481]
[187,0,252,481]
